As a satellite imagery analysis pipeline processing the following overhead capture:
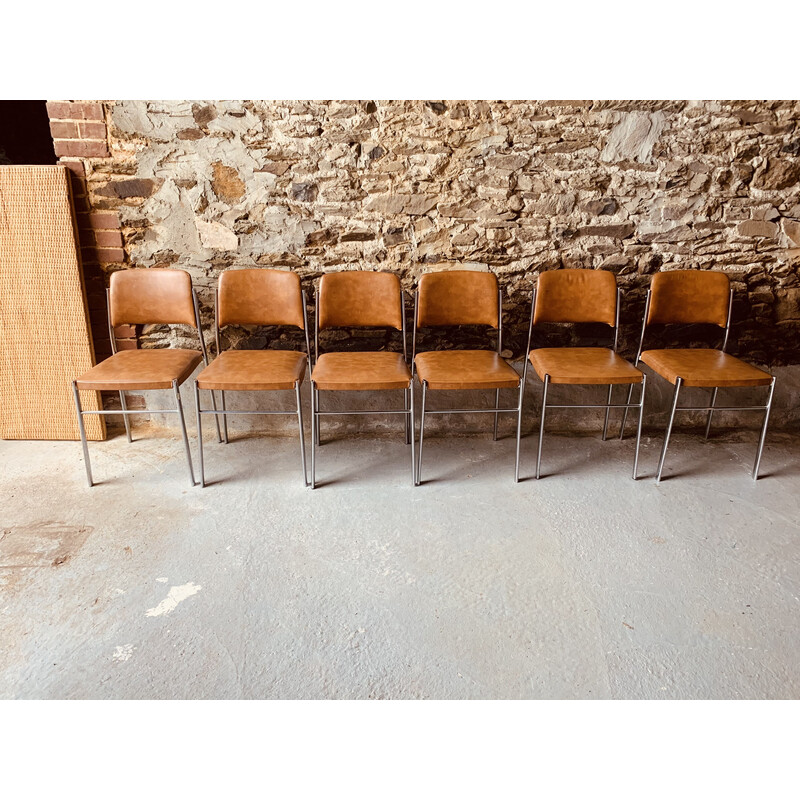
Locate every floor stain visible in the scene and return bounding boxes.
[0,522,93,569]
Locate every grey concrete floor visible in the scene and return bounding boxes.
[1,422,799,699]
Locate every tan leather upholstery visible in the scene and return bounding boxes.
[647,270,730,327]
[529,347,643,385]
[417,270,499,328]
[640,349,772,388]
[415,350,520,390]
[196,350,306,391]
[75,349,202,391]
[109,269,197,327]
[218,268,305,329]
[534,269,617,326]
[318,271,404,331]
[311,352,411,391]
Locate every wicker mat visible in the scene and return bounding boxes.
[0,165,105,440]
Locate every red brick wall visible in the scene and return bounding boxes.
[45,101,136,358]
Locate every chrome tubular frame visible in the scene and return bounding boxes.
[620,288,652,439]
[310,287,415,489]
[194,285,312,488]
[640,287,775,483]
[74,286,204,488]
[415,283,523,486]
[533,284,645,481]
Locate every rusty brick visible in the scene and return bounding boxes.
[88,211,121,229]
[114,324,137,338]
[97,247,125,264]
[115,339,138,351]
[61,159,86,177]
[79,104,104,121]
[46,101,78,119]
[95,229,123,248]
[49,120,78,139]
[78,121,107,139]
[54,139,109,158]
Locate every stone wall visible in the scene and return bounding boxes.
[46,100,800,428]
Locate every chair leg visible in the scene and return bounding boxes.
[704,387,718,440]
[296,381,308,487]
[602,384,613,440]
[220,390,229,443]
[174,380,195,487]
[633,375,646,480]
[416,381,428,485]
[210,390,223,443]
[119,390,133,443]
[656,377,682,484]
[194,382,205,488]
[619,385,635,440]
[514,377,525,483]
[493,387,500,441]
[310,381,316,489]
[404,387,410,445]
[409,380,416,486]
[536,375,550,480]
[752,377,776,480]
[314,387,321,446]
[72,381,93,487]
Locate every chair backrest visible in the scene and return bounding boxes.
[109,269,196,327]
[218,268,305,329]
[646,270,730,328]
[318,271,404,331]
[533,269,617,327]
[416,270,499,328]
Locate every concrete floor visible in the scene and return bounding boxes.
[1,422,799,699]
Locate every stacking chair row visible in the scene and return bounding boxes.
[71,267,776,488]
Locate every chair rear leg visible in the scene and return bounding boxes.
[72,381,93,487]
[119,391,133,442]
[514,377,525,483]
[633,375,646,480]
[602,384,613,440]
[656,377,682,484]
[404,387,410,445]
[493,388,500,441]
[174,380,196,487]
[210,390,223,443]
[409,380,416,485]
[296,381,308,487]
[619,385,635,440]
[194,383,205,487]
[536,375,550,479]
[310,381,317,489]
[416,381,428,485]
[220,390,229,443]
[752,377,776,480]
[704,387,718,440]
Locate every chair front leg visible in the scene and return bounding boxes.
[656,377,682,484]
[194,382,205,488]
[72,381,93,487]
[174,379,196,487]
[409,380,416,486]
[493,387,500,441]
[619,384,635,440]
[633,375,646,480]
[416,380,428,486]
[602,384,613,440]
[220,390,229,443]
[704,387,718,440]
[536,375,550,479]
[296,380,308,487]
[514,376,525,483]
[310,380,317,489]
[404,387,410,445]
[752,377,776,480]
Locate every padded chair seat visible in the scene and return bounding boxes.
[196,350,307,391]
[529,347,642,385]
[312,351,411,391]
[640,349,773,388]
[415,350,520,390]
[75,349,202,391]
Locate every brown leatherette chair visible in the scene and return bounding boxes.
[193,268,311,487]
[309,270,414,488]
[413,270,523,484]
[623,270,775,482]
[72,268,211,487]
[526,269,646,480]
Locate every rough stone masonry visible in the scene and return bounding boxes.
[47,100,800,426]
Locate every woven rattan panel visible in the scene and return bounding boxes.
[0,165,105,440]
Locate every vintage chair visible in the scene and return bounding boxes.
[309,270,414,488]
[72,268,215,487]
[620,270,775,482]
[193,268,311,487]
[413,270,523,484]
[527,269,646,479]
